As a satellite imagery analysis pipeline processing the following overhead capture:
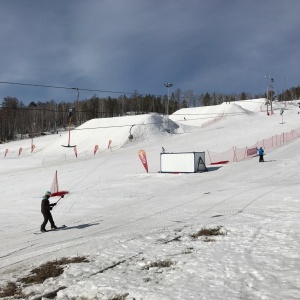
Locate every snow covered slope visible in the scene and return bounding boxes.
[0,99,299,300]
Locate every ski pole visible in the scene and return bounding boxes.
[54,195,65,207]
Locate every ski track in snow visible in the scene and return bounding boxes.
[1,156,299,275]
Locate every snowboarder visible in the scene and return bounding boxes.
[257,147,264,162]
[40,191,57,232]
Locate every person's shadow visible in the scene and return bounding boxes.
[58,222,101,231]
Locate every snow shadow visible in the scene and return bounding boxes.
[206,166,223,172]
[59,222,101,231]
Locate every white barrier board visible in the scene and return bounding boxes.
[160,152,206,173]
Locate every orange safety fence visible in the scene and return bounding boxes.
[208,127,300,164]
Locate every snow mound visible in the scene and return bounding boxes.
[38,114,171,156]
[170,101,256,129]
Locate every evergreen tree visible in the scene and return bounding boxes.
[202,93,211,106]
[240,92,247,100]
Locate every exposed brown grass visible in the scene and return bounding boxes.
[0,256,89,299]
[20,256,89,285]
[0,282,24,299]
[144,259,173,270]
[110,293,129,300]
[190,226,226,239]
[203,237,216,242]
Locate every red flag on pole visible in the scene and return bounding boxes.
[138,149,148,173]
[18,147,23,156]
[74,146,78,158]
[4,149,8,157]
[108,140,112,149]
[50,170,69,197]
[94,144,99,155]
[31,144,35,153]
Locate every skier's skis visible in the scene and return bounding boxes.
[34,225,67,234]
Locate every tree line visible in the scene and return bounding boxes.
[1,86,299,143]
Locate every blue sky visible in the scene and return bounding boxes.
[0,0,299,104]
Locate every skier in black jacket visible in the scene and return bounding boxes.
[41,191,57,232]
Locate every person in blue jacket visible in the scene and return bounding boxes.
[257,147,264,162]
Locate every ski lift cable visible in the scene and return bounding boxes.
[0,81,159,96]
[65,152,117,213]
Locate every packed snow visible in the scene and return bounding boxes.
[0,99,299,300]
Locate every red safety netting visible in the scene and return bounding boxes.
[208,128,300,164]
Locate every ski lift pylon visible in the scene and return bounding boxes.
[62,106,76,148]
